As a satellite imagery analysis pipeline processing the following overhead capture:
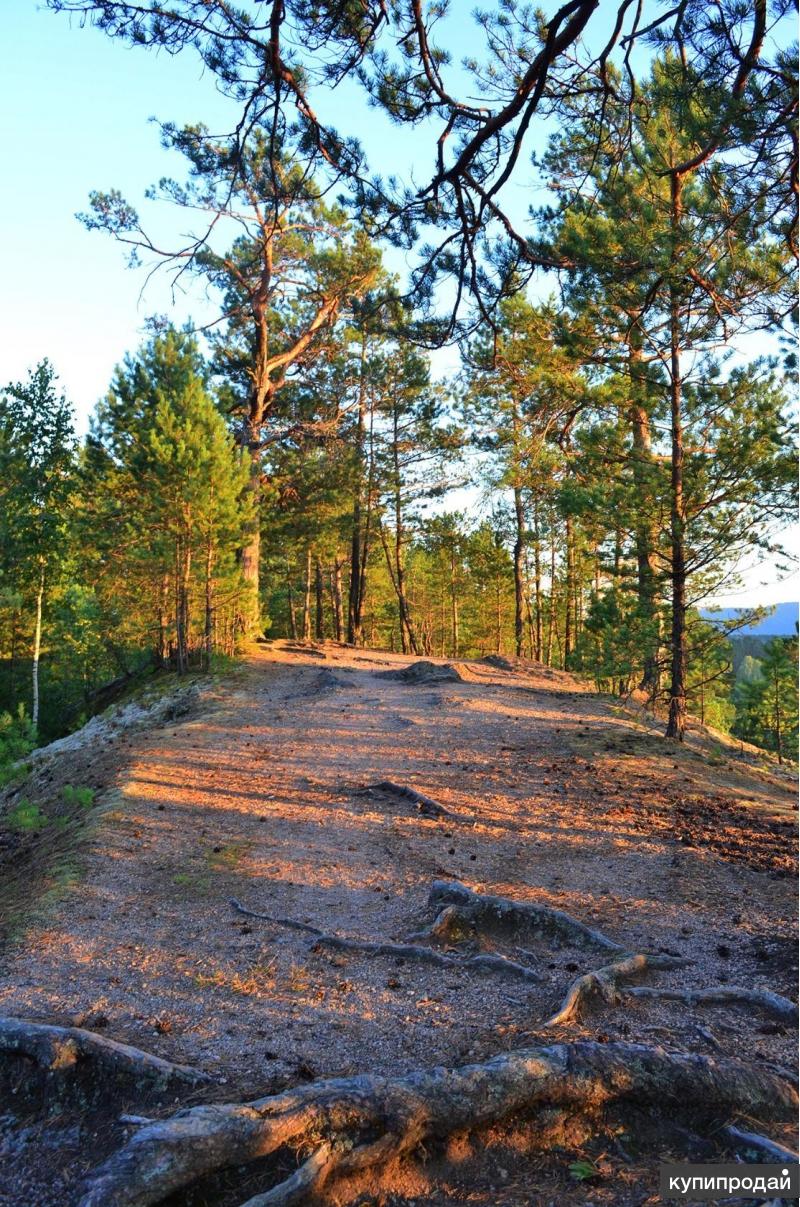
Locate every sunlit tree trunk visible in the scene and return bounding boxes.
[348,333,368,644]
[204,537,214,672]
[564,515,575,669]
[302,547,312,641]
[286,562,298,639]
[314,558,325,641]
[628,326,660,694]
[331,559,344,643]
[31,562,45,731]
[665,176,687,741]
[513,483,526,658]
[532,502,543,661]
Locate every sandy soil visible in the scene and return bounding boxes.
[0,641,796,1205]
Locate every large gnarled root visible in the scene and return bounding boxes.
[428,881,627,953]
[78,1040,797,1207]
[0,1016,211,1095]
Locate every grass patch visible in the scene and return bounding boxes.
[62,784,95,809]
[0,761,30,789]
[173,870,211,893]
[205,841,253,872]
[7,800,48,832]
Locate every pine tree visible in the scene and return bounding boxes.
[0,362,75,730]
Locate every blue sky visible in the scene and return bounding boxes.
[2,3,797,608]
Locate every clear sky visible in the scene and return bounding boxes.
[2,3,797,609]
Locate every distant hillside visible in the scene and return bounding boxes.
[702,602,798,636]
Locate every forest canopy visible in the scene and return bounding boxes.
[1,0,796,754]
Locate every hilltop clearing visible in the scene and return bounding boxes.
[0,642,796,1207]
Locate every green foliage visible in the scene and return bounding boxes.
[62,785,95,809]
[733,637,798,761]
[568,1159,599,1183]
[0,705,35,768]
[84,326,253,672]
[6,800,47,832]
[575,590,660,695]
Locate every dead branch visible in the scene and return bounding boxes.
[77,1040,798,1207]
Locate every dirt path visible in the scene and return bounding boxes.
[1,642,796,1204]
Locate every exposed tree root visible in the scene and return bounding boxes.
[0,1016,210,1092]
[230,899,325,936]
[77,1040,797,1207]
[310,933,542,983]
[428,881,627,953]
[239,1142,333,1207]
[723,1124,799,1163]
[369,780,456,818]
[623,985,798,1023]
[229,899,542,984]
[544,953,688,1027]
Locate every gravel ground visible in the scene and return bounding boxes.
[0,641,796,1205]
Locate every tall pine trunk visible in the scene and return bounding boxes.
[532,502,543,661]
[157,575,170,668]
[302,548,312,641]
[513,484,526,658]
[240,290,272,633]
[348,333,368,644]
[286,563,298,639]
[204,537,214,672]
[563,515,574,669]
[314,559,325,641]
[31,563,45,731]
[546,527,557,667]
[665,175,687,741]
[331,560,344,643]
[450,552,459,657]
[628,327,660,693]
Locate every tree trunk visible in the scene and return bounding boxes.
[240,412,263,633]
[175,537,192,675]
[156,575,170,668]
[392,417,419,656]
[315,559,325,641]
[513,484,525,658]
[774,681,783,764]
[203,537,214,672]
[628,327,660,694]
[302,548,312,641]
[450,552,459,658]
[286,564,298,640]
[348,333,368,645]
[495,583,502,654]
[546,527,557,667]
[665,176,687,741]
[564,515,574,670]
[331,560,344,643]
[533,503,543,661]
[31,563,45,731]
